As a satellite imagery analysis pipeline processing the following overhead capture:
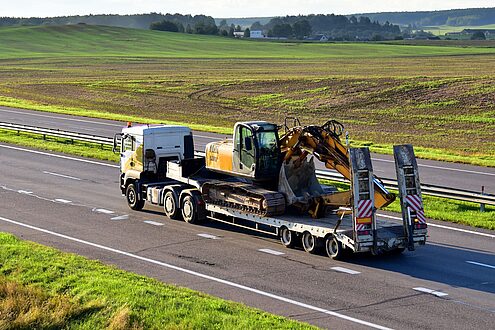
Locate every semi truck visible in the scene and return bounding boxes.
[114,119,427,259]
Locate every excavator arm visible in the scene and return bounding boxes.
[279,119,395,216]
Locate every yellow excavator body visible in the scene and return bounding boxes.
[206,139,233,174]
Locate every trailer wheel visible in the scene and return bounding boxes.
[163,191,180,220]
[280,226,295,248]
[325,236,345,260]
[181,194,200,224]
[126,183,144,211]
[301,232,319,254]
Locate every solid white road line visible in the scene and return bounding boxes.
[3,143,492,240]
[143,220,164,226]
[197,233,220,239]
[413,287,449,297]
[0,144,119,168]
[0,108,123,127]
[258,248,285,256]
[331,267,361,275]
[43,171,82,181]
[0,215,392,330]
[466,261,495,270]
[377,213,495,239]
[54,199,72,204]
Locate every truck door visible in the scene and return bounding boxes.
[120,134,143,173]
[233,124,256,177]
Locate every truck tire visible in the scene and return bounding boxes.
[126,183,144,211]
[163,190,181,220]
[325,236,345,260]
[181,194,200,224]
[280,226,295,248]
[301,231,320,254]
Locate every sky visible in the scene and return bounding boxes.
[1,0,494,18]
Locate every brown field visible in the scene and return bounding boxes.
[1,55,494,165]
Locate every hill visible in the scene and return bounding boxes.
[0,13,215,30]
[353,7,495,27]
[1,24,495,60]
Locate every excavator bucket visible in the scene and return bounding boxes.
[393,144,427,251]
[278,156,331,206]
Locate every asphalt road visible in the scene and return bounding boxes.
[0,143,494,329]
[1,106,494,193]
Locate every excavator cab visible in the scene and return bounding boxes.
[206,121,281,182]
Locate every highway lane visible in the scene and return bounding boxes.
[1,106,494,193]
[0,143,494,329]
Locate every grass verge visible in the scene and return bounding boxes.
[2,129,493,230]
[322,181,494,230]
[0,233,314,329]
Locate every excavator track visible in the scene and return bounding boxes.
[201,181,286,216]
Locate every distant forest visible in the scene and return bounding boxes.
[354,7,495,27]
[0,13,216,30]
[255,14,401,40]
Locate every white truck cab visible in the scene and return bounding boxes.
[114,124,193,196]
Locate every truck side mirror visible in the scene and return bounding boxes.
[113,133,123,153]
[244,137,252,151]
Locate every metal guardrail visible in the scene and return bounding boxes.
[0,122,113,146]
[315,170,495,206]
[2,121,494,206]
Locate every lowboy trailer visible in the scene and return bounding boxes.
[116,123,427,259]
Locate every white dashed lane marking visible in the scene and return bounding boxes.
[413,287,448,297]
[331,267,361,275]
[111,215,129,221]
[258,248,285,256]
[54,199,72,204]
[197,233,220,239]
[144,220,164,226]
[93,208,115,214]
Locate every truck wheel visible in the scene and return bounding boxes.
[181,195,199,224]
[326,236,345,260]
[163,191,180,220]
[301,232,319,254]
[126,183,144,211]
[280,226,295,248]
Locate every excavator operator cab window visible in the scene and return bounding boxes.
[238,126,255,170]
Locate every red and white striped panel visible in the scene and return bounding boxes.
[416,209,427,224]
[357,199,373,218]
[355,223,370,231]
[406,194,426,224]
[406,194,423,211]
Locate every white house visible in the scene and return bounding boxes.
[250,30,265,38]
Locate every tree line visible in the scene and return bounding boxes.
[358,7,495,28]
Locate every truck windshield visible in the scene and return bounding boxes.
[257,131,278,151]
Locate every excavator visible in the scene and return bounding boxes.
[203,117,396,218]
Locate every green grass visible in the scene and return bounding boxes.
[424,24,495,35]
[2,130,493,230]
[2,25,495,59]
[0,233,314,329]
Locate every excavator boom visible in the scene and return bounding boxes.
[279,119,395,212]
